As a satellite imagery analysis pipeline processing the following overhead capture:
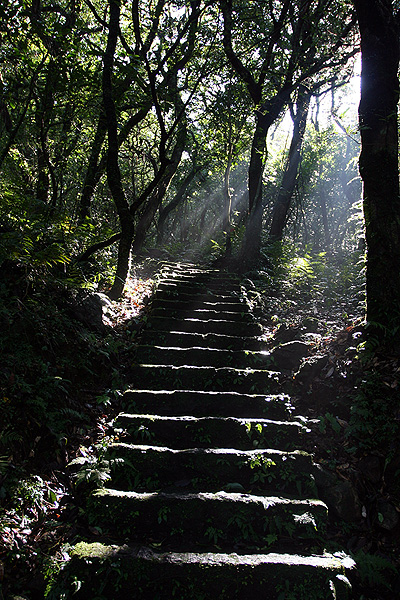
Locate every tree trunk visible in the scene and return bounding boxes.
[157,165,200,244]
[243,120,267,262]
[78,102,151,222]
[103,0,134,299]
[223,150,233,257]
[269,87,311,241]
[133,128,186,254]
[78,107,108,221]
[319,192,331,250]
[353,0,400,350]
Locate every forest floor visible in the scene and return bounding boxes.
[1,258,399,599]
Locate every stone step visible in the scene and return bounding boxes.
[148,316,262,336]
[150,307,254,322]
[151,297,248,312]
[159,272,240,284]
[156,282,242,297]
[87,489,328,551]
[159,264,231,277]
[106,444,317,498]
[121,390,295,419]
[128,364,280,393]
[139,330,266,351]
[159,273,240,286]
[134,345,272,369]
[52,542,354,599]
[155,288,243,303]
[114,414,308,450]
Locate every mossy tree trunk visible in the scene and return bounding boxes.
[354,0,400,351]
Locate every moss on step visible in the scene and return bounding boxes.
[114,413,307,451]
[139,330,266,351]
[148,315,262,337]
[135,345,273,369]
[45,545,355,600]
[105,445,317,498]
[121,390,294,419]
[85,489,328,551]
[128,364,280,393]
[150,307,254,322]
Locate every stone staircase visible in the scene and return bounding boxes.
[50,262,355,599]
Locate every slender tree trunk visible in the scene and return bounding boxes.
[78,102,151,222]
[223,149,233,257]
[35,60,57,203]
[78,107,108,221]
[320,193,331,249]
[353,0,400,350]
[103,0,134,300]
[269,87,311,241]
[243,120,267,262]
[157,165,200,244]
[133,128,186,254]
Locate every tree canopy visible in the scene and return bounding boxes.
[0,0,398,348]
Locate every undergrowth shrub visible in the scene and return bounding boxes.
[0,277,115,463]
[349,360,400,457]
[246,241,365,323]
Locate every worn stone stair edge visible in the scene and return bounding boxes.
[132,363,279,375]
[87,489,328,547]
[48,542,355,600]
[113,414,309,451]
[65,540,356,569]
[122,389,292,399]
[134,346,273,369]
[138,331,267,351]
[107,443,312,458]
[150,301,250,313]
[93,488,325,505]
[115,413,308,428]
[146,317,262,336]
[149,309,256,322]
[121,389,295,419]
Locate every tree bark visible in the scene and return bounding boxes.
[223,149,233,257]
[78,106,108,221]
[133,123,186,254]
[157,165,201,244]
[353,0,400,350]
[269,86,311,241]
[102,0,134,300]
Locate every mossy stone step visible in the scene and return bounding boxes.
[151,297,249,312]
[159,274,240,287]
[114,414,307,450]
[155,288,242,303]
[150,307,254,322]
[139,330,266,351]
[128,364,280,393]
[156,283,241,297]
[148,316,262,337]
[49,542,354,600]
[87,489,328,551]
[106,444,317,498]
[121,390,294,419]
[159,265,232,276]
[156,273,240,285]
[135,345,272,368]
